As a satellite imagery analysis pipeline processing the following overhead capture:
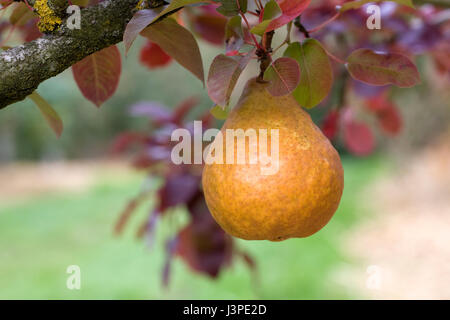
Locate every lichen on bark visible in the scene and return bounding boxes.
[34,0,63,32]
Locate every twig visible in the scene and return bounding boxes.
[307,11,340,33]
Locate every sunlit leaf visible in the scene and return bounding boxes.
[28,91,63,138]
[141,18,205,83]
[264,57,301,96]
[72,45,122,107]
[346,48,420,88]
[284,39,333,108]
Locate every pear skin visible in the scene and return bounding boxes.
[202,79,344,241]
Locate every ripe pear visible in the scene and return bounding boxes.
[202,79,344,241]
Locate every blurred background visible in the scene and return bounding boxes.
[0,1,449,299]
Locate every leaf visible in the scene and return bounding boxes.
[28,91,63,138]
[72,45,122,107]
[264,57,301,96]
[207,53,252,106]
[343,110,375,156]
[139,41,172,69]
[266,0,311,32]
[214,0,247,16]
[225,15,244,55]
[10,2,36,27]
[284,40,333,108]
[377,104,402,136]
[123,8,166,55]
[250,0,281,36]
[210,105,230,120]
[191,13,227,45]
[152,0,211,22]
[366,94,402,136]
[321,110,339,140]
[340,0,414,12]
[141,18,205,83]
[346,49,420,88]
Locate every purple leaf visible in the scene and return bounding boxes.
[207,52,253,106]
[346,48,421,88]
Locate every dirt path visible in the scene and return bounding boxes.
[337,133,450,299]
[0,160,132,207]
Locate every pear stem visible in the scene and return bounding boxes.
[257,30,275,83]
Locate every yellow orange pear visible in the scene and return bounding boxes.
[202,79,344,241]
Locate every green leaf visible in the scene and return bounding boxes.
[284,40,333,109]
[251,0,281,36]
[214,0,247,17]
[210,105,230,120]
[28,92,63,138]
[340,0,414,12]
[151,0,210,22]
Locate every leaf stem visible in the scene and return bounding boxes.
[272,22,293,54]
[237,0,263,51]
[323,46,346,64]
[294,16,310,38]
[307,11,340,34]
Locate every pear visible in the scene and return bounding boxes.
[202,79,344,241]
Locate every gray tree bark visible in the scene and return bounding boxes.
[0,0,140,108]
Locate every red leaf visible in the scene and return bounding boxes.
[141,18,205,84]
[192,14,227,46]
[343,110,375,156]
[347,48,420,88]
[266,0,311,32]
[365,93,391,112]
[72,45,122,107]
[366,95,402,136]
[19,18,41,42]
[207,53,252,106]
[321,110,340,140]
[176,195,233,278]
[139,41,172,69]
[377,104,402,136]
[264,57,301,96]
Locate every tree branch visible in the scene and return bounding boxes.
[0,0,140,109]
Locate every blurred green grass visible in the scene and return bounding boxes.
[0,156,386,299]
